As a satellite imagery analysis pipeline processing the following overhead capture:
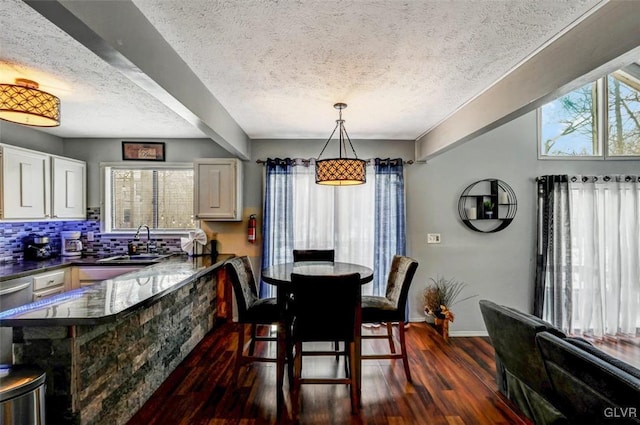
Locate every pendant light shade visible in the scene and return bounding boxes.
[0,79,60,127]
[315,103,366,186]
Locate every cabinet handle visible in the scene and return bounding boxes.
[0,282,32,296]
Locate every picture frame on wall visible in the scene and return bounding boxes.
[122,141,166,161]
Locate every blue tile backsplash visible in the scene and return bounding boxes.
[0,207,184,262]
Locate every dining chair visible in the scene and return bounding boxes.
[293,248,339,356]
[292,249,335,262]
[224,256,281,383]
[361,255,419,382]
[289,272,361,419]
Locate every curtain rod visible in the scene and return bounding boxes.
[255,158,414,165]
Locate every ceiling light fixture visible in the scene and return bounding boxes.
[0,78,60,127]
[315,103,366,186]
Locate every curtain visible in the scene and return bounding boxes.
[373,159,406,296]
[535,174,640,337]
[260,157,405,298]
[260,158,295,297]
[291,161,376,293]
[568,175,640,337]
[534,175,572,332]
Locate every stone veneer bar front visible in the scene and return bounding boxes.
[0,254,232,425]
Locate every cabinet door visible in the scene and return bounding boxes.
[52,157,86,219]
[194,159,243,220]
[1,146,50,219]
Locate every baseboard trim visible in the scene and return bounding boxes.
[449,331,489,337]
[408,318,488,337]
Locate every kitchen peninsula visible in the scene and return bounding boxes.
[0,254,233,425]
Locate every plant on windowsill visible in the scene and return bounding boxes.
[483,200,495,219]
[423,276,477,341]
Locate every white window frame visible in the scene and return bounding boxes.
[538,72,640,161]
[100,162,195,236]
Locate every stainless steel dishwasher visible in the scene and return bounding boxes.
[0,276,33,365]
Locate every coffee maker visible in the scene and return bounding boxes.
[24,234,53,260]
[61,231,83,257]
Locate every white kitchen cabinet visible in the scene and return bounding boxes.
[52,157,86,219]
[0,144,86,220]
[31,269,68,301]
[0,145,50,219]
[194,158,243,221]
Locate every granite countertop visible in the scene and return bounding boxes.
[0,255,176,282]
[0,254,233,327]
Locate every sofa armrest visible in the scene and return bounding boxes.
[536,332,640,424]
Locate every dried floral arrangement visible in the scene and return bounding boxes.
[423,276,476,322]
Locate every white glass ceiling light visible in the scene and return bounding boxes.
[315,103,366,186]
[0,78,60,127]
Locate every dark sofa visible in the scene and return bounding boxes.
[479,299,640,425]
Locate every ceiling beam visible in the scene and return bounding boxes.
[416,0,640,162]
[25,0,250,160]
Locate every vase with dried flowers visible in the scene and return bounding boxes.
[423,276,476,341]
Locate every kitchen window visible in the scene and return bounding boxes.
[539,62,640,159]
[102,163,194,233]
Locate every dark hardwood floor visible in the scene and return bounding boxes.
[128,322,534,425]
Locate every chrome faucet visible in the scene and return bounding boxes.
[134,224,156,253]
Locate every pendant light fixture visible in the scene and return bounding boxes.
[0,78,60,127]
[315,103,366,186]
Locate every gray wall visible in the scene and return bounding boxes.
[0,121,65,155]
[62,138,233,206]
[407,110,640,335]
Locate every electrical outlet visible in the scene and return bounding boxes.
[427,233,441,244]
[87,231,94,242]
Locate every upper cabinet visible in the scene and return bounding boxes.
[51,156,87,219]
[194,158,243,221]
[0,145,50,219]
[0,144,86,220]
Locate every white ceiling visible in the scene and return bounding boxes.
[0,0,605,148]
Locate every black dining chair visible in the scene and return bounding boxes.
[289,272,361,419]
[361,255,418,382]
[293,248,339,356]
[292,249,335,262]
[225,256,281,383]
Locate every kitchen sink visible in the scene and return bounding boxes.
[97,254,172,263]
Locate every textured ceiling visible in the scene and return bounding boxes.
[0,0,603,142]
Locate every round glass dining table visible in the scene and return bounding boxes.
[261,261,374,286]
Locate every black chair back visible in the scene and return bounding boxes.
[292,249,335,262]
[225,256,258,319]
[291,272,360,342]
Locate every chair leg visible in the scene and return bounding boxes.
[292,341,303,421]
[398,321,412,383]
[233,323,245,385]
[248,323,257,355]
[348,341,359,414]
[386,322,396,354]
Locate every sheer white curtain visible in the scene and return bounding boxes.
[291,164,376,294]
[569,175,640,337]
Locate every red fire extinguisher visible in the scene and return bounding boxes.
[248,214,257,243]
